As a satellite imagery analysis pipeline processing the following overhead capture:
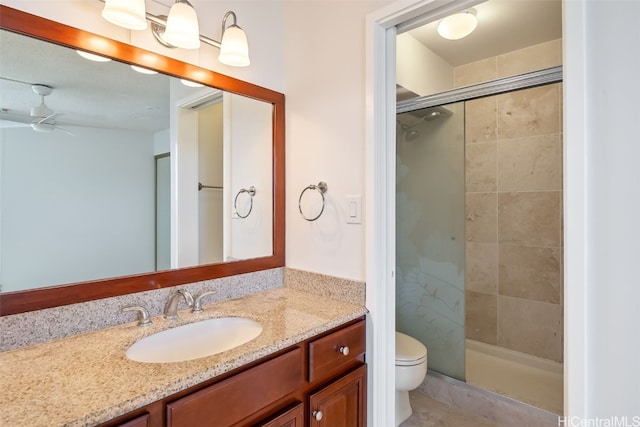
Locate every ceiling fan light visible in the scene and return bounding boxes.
[163,1,201,49]
[31,103,54,118]
[437,9,478,40]
[219,25,250,67]
[31,122,56,133]
[102,0,148,31]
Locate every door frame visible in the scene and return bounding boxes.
[365,0,586,423]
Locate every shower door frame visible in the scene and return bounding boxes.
[395,66,563,382]
[397,66,562,114]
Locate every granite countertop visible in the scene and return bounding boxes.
[0,287,368,427]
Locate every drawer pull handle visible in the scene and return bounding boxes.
[339,346,350,356]
[313,410,324,421]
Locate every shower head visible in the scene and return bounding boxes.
[423,110,441,121]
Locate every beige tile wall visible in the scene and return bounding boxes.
[461,39,563,362]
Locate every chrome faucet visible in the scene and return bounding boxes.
[163,289,194,320]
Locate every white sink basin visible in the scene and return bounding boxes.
[126,317,263,363]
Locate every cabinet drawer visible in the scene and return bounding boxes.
[166,348,303,427]
[115,414,149,427]
[308,320,365,383]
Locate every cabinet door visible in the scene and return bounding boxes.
[255,402,303,427]
[308,365,366,427]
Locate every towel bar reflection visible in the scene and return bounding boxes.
[198,182,223,191]
[234,186,256,218]
[299,181,328,222]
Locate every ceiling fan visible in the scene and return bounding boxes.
[0,84,75,136]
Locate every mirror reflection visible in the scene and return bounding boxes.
[0,29,273,293]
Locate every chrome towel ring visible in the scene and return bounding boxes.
[299,181,328,222]
[234,186,256,219]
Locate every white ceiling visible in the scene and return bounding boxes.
[0,29,171,133]
[407,0,562,67]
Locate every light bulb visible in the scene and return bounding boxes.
[219,25,250,67]
[163,1,201,49]
[437,9,478,40]
[102,0,147,31]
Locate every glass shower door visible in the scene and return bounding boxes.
[396,101,466,380]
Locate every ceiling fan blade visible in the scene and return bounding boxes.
[56,126,75,136]
[0,118,31,128]
[0,112,32,124]
[36,112,60,124]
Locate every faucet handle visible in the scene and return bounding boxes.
[122,306,152,327]
[192,291,217,313]
[179,289,195,307]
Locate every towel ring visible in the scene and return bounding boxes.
[299,181,328,222]
[234,186,256,219]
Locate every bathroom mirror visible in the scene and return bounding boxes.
[0,6,285,316]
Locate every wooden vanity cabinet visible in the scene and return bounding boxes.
[308,365,366,427]
[100,318,365,427]
[255,403,304,427]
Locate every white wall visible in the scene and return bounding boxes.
[198,103,224,264]
[283,1,387,281]
[0,126,155,291]
[225,93,273,261]
[565,0,640,418]
[396,32,454,96]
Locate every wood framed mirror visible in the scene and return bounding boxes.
[0,5,285,316]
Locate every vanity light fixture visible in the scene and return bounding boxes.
[162,0,201,49]
[218,12,250,67]
[437,9,478,40]
[99,0,250,67]
[101,0,147,30]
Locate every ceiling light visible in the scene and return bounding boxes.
[99,0,250,67]
[437,9,478,40]
[131,65,158,75]
[218,12,250,67]
[76,50,112,62]
[101,0,147,31]
[162,0,201,49]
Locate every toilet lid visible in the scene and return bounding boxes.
[396,332,427,363]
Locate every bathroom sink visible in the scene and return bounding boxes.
[126,317,263,363]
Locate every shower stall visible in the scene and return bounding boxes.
[396,71,564,414]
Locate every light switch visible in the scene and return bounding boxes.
[346,195,362,224]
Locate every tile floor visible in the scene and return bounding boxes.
[399,391,498,427]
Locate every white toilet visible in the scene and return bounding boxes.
[395,331,428,426]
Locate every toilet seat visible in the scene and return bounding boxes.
[395,332,427,366]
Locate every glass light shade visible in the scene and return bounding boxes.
[218,25,250,67]
[437,10,478,40]
[163,1,201,49]
[101,0,147,31]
